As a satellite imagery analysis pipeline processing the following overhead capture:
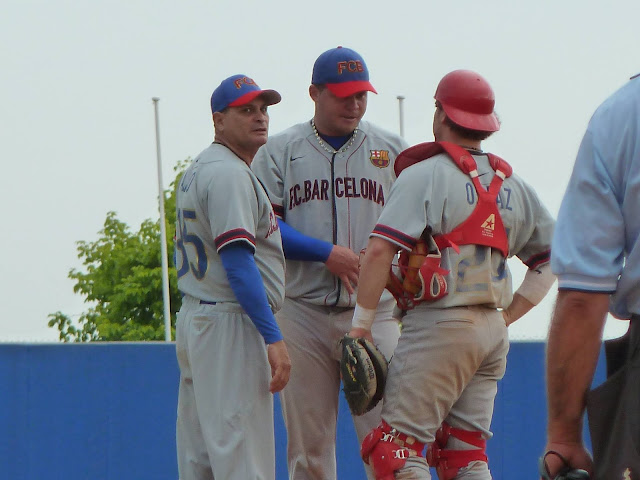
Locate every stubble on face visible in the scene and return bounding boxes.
[214,100,270,162]
[313,88,367,136]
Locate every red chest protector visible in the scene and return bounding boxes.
[395,141,512,257]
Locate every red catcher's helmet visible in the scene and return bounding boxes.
[434,70,500,132]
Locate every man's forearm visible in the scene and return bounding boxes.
[356,237,398,310]
[503,293,535,326]
[546,290,609,442]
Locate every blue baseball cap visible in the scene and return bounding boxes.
[311,46,377,98]
[210,74,281,113]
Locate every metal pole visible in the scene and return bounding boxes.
[152,97,172,342]
[397,95,406,139]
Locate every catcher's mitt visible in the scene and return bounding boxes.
[340,335,389,416]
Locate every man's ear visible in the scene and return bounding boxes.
[213,111,224,131]
[309,84,321,102]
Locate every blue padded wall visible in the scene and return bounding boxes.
[0,342,606,479]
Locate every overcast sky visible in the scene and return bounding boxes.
[1,0,636,342]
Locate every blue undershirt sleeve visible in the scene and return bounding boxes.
[278,219,333,262]
[219,243,283,344]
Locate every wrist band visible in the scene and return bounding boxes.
[352,303,376,330]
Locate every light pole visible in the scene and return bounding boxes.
[397,95,406,139]
[152,97,172,342]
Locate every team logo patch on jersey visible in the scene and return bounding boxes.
[369,150,390,168]
[481,214,496,237]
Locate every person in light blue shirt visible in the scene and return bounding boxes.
[542,74,640,479]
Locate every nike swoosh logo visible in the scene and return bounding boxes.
[290,155,304,162]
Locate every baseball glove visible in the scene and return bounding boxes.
[340,335,389,416]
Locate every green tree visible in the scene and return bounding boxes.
[48,160,190,342]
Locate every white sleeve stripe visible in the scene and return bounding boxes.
[556,273,618,293]
[216,237,256,254]
[215,228,256,250]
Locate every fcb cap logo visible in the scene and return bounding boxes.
[312,46,377,98]
[210,74,281,114]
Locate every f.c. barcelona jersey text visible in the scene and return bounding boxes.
[252,120,409,307]
[288,176,385,210]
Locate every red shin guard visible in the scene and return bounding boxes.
[426,422,488,480]
[361,422,425,480]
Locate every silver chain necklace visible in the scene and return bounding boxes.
[311,119,358,154]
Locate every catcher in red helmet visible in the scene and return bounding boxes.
[347,70,556,480]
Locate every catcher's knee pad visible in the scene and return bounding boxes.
[361,421,425,480]
[426,422,488,480]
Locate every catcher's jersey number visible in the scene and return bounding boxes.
[456,249,508,293]
[176,209,207,280]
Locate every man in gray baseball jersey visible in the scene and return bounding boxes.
[348,70,556,479]
[174,74,291,480]
[252,46,409,480]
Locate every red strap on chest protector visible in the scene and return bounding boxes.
[434,141,511,257]
[395,141,511,258]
